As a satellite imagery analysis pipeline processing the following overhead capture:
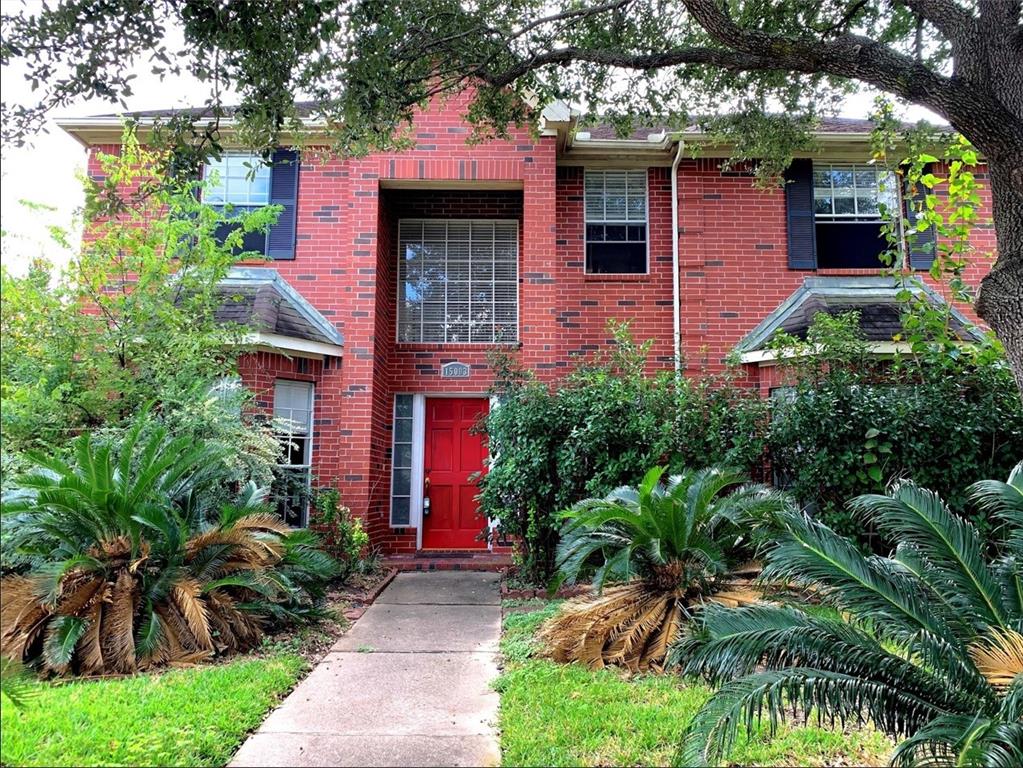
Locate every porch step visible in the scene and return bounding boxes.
[381,552,513,572]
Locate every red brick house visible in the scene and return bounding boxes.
[57,93,995,562]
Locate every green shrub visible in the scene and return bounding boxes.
[672,465,1023,767]
[311,485,369,581]
[765,313,1023,546]
[479,322,762,585]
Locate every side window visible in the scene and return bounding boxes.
[272,380,314,527]
[584,169,648,274]
[390,394,414,526]
[202,150,300,260]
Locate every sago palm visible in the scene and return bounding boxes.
[540,465,790,672]
[0,422,337,675]
[672,463,1023,767]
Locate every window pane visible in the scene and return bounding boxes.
[834,197,855,215]
[830,169,853,187]
[392,468,411,495]
[273,466,310,527]
[857,195,879,215]
[586,241,646,274]
[855,169,876,189]
[814,195,833,215]
[394,417,413,443]
[395,394,413,418]
[604,224,627,242]
[390,496,410,527]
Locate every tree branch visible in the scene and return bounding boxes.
[896,0,976,44]
[482,45,793,88]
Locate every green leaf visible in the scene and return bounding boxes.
[43,616,88,670]
[867,466,883,483]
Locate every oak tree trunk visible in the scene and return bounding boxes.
[974,152,1023,396]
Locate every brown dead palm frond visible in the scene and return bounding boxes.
[546,466,788,673]
[0,576,52,663]
[171,578,213,651]
[206,590,263,651]
[77,601,106,675]
[539,576,766,672]
[186,528,283,567]
[969,628,1023,691]
[101,570,138,674]
[55,573,106,617]
[231,513,293,535]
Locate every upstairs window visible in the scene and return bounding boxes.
[201,150,300,261]
[271,380,314,527]
[812,164,898,269]
[584,170,648,274]
[397,220,519,344]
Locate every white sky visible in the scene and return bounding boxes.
[0,20,941,275]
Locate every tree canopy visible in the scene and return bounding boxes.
[2,0,1020,387]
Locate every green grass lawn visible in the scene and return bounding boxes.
[497,601,893,767]
[0,654,306,767]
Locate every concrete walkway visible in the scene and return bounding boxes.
[230,572,502,767]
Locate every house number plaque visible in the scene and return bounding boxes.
[441,361,471,378]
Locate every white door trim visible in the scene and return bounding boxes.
[411,394,426,551]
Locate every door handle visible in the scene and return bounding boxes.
[423,475,430,516]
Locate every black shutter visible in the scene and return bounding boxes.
[906,165,937,270]
[267,149,299,260]
[784,158,817,270]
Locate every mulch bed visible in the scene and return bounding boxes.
[260,568,397,665]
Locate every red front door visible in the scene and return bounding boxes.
[423,397,490,550]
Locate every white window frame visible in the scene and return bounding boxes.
[396,219,520,345]
[813,163,898,222]
[583,168,650,275]
[272,380,314,527]
[203,152,272,208]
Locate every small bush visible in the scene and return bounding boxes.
[311,485,369,581]
[0,420,338,677]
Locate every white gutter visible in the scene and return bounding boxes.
[670,137,685,377]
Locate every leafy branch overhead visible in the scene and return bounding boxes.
[0,2,1018,154]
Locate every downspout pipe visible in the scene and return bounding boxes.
[670,137,685,378]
